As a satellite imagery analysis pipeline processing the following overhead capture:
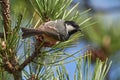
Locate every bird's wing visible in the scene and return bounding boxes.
[39,24,61,41]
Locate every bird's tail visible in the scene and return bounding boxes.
[21,27,42,39]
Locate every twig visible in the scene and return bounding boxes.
[18,50,41,71]
[18,40,43,71]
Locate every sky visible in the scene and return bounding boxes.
[90,0,120,9]
[65,41,88,80]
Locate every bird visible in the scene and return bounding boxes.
[0,19,81,47]
[21,19,81,46]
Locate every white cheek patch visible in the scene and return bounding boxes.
[66,24,75,31]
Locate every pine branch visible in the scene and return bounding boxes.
[0,0,11,32]
[0,1,22,80]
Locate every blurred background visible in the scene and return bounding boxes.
[77,0,120,80]
[1,0,120,80]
